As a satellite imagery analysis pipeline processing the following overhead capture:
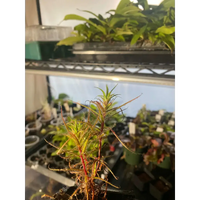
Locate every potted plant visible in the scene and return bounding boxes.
[57,0,175,63]
[138,121,158,136]
[25,111,40,126]
[143,132,175,170]
[26,113,42,135]
[122,134,151,166]
[40,100,53,126]
[41,85,141,199]
[52,93,72,113]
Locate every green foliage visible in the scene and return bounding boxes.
[57,0,175,51]
[52,93,72,106]
[44,85,141,200]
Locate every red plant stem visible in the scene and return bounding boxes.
[78,147,88,179]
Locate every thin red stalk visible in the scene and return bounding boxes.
[78,147,88,179]
[78,147,89,200]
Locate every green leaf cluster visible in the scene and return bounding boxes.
[57,0,175,51]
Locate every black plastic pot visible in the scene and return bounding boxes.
[132,169,154,192]
[125,117,135,124]
[72,42,175,64]
[149,178,173,200]
[115,122,125,131]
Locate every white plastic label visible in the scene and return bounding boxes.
[69,107,74,117]
[36,119,40,127]
[168,120,175,126]
[159,110,164,116]
[129,122,136,135]
[156,127,163,132]
[64,102,70,112]
[101,174,105,179]
[77,101,81,109]
[52,108,57,119]
[155,114,161,122]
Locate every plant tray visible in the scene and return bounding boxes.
[25,134,123,186]
[72,43,175,64]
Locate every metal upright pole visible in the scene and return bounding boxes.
[36,0,52,103]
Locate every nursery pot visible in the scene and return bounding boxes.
[153,156,171,170]
[40,115,53,126]
[149,178,173,200]
[50,118,64,126]
[25,135,40,148]
[132,169,154,192]
[123,146,147,166]
[25,121,42,135]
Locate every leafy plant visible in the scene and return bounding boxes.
[140,122,157,134]
[41,100,52,120]
[122,135,151,151]
[143,132,174,166]
[130,0,175,50]
[42,85,141,200]
[57,0,175,51]
[52,93,72,106]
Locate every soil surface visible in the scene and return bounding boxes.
[138,172,152,182]
[154,180,170,193]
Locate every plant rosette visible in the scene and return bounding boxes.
[144,133,174,170]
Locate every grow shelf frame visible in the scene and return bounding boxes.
[25,59,175,86]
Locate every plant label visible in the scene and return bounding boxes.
[168,120,175,126]
[77,101,81,109]
[156,127,163,132]
[64,102,70,112]
[52,108,57,119]
[101,174,105,179]
[70,107,74,118]
[129,122,136,135]
[35,119,40,127]
[155,114,161,122]
[159,109,164,116]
